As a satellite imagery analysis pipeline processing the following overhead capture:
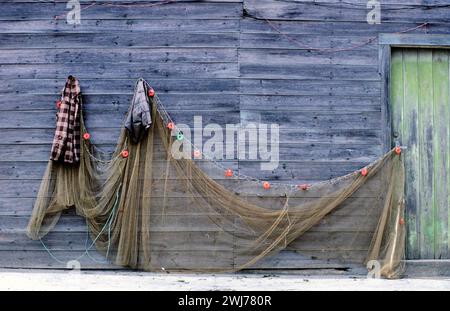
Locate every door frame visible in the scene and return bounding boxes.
[379,33,450,152]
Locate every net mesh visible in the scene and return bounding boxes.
[27,82,406,278]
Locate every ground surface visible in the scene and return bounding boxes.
[0,269,450,290]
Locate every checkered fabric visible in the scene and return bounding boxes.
[50,76,82,164]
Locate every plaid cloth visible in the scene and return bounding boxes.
[50,76,82,164]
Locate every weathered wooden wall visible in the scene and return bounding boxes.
[0,0,449,271]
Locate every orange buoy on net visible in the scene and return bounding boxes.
[224,169,233,177]
[399,218,405,225]
[83,133,90,140]
[395,146,402,155]
[167,122,175,130]
[263,181,271,190]
[56,100,62,108]
[148,88,155,97]
[121,150,129,158]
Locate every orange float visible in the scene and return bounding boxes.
[224,169,233,177]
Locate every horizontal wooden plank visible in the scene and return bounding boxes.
[0,19,239,33]
[0,94,240,111]
[0,143,381,163]
[238,161,371,181]
[0,231,236,251]
[0,248,362,270]
[239,48,378,67]
[0,0,242,2]
[0,230,373,252]
[240,19,450,36]
[0,248,367,270]
[0,174,383,198]
[0,249,235,270]
[0,93,381,113]
[379,33,450,47]
[240,63,379,81]
[0,177,240,198]
[240,33,378,51]
[240,95,380,112]
[0,33,239,49]
[0,128,381,145]
[1,81,379,102]
[0,160,239,180]
[0,213,379,234]
[0,110,240,129]
[241,110,381,129]
[240,79,380,96]
[244,0,450,23]
[0,63,239,79]
[0,2,242,20]
[0,249,120,269]
[0,158,372,181]
[0,78,240,94]
[0,196,385,217]
[0,47,237,64]
[0,110,380,130]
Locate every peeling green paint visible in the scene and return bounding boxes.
[391,48,449,259]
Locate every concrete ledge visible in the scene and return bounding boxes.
[405,260,450,278]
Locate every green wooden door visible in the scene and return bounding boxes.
[391,48,450,259]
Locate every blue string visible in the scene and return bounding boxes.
[39,183,122,265]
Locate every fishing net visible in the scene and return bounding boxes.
[27,79,406,278]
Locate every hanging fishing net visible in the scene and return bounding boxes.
[27,78,406,278]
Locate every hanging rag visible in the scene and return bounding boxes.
[124,78,152,143]
[50,75,82,164]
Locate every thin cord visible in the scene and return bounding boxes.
[40,183,122,265]
[54,0,178,20]
[139,78,405,192]
[262,19,428,53]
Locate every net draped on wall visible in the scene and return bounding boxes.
[27,78,406,278]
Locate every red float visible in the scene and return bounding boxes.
[299,184,309,191]
[121,150,129,158]
[361,167,368,176]
[148,88,155,97]
[224,169,233,177]
[167,122,175,130]
[399,218,405,225]
[395,146,402,155]
[56,100,61,108]
[83,133,90,140]
[193,149,201,158]
[263,181,271,190]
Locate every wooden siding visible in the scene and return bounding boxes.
[0,0,449,271]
